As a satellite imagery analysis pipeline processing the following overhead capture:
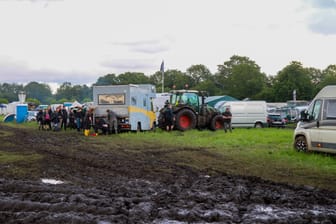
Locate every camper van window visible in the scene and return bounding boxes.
[325,99,336,119]
[98,94,125,105]
[310,99,322,121]
[143,98,147,107]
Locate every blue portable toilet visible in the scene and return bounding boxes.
[16,104,28,123]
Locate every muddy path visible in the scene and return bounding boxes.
[0,124,336,223]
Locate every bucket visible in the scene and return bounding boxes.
[84,129,90,136]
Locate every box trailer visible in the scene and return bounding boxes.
[93,84,156,132]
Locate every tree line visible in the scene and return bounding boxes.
[1,55,336,105]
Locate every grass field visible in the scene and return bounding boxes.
[115,128,336,190]
[2,119,336,191]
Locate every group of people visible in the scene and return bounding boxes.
[36,103,232,134]
[36,105,69,131]
[36,105,119,135]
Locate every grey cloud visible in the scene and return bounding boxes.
[304,0,336,35]
[100,59,157,72]
[112,39,170,54]
[0,60,95,85]
[305,0,336,9]
[308,11,336,34]
[308,10,336,35]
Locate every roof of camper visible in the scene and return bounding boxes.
[315,85,336,99]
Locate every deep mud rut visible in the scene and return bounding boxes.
[0,124,336,224]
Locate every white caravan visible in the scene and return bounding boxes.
[219,101,268,128]
[294,85,336,153]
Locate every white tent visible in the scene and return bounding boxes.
[70,101,82,108]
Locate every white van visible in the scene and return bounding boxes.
[294,85,336,153]
[219,101,267,128]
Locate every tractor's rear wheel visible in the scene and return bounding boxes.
[175,109,196,131]
[210,115,224,131]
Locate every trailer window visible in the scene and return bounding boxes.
[98,94,125,105]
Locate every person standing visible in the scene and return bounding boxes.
[222,107,232,133]
[83,108,94,130]
[74,107,83,132]
[107,109,118,134]
[36,109,44,130]
[164,104,175,131]
[61,105,68,131]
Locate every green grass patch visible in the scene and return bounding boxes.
[114,128,336,190]
[0,151,41,163]
[0,151,43,177]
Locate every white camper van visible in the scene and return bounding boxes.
[219,101,268,128]
[294,85,336,153]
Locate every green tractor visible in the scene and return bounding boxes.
[158,90,224,131]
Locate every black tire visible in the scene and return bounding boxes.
[254,122,263,128]
[175,109,197,131]
[294,136,308,152]
[210,115,224,131]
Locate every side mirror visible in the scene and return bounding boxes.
[300,110,309,122]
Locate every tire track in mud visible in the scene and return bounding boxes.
[1,124,336,223]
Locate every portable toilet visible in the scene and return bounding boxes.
[16,104,28,123]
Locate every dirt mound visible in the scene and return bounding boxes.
[0,124,336,223]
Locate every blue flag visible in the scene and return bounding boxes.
[160,61,164,72]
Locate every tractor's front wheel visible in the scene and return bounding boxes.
[175,109,197,131]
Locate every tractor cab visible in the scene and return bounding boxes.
[170,90,204,113]
[158,89,222,131]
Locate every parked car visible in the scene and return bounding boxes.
[267,113,286,128]
[27,111,38,122]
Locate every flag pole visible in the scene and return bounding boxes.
[160,61,164,93]
[162,69,164,93]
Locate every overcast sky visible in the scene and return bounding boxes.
[1,0,336,90]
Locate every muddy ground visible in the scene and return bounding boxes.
[0,124,336,224]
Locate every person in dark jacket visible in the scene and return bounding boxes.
[83,107,94,130]
[36,109,44,130]
[74,107,83,132]
[164,104,175,131]
[60,105,68,131]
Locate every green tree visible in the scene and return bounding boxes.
[216,55,267,99]
[317,65,336,92]
[117,72,151,84]
[0,98,9,104]
[55,82,92,103]
[26,97,40,106]
[149,71,163,91]
[186,64,212,86]
[95,74,118,85]
[194,79,221,96]
[0,83,24,102]
[273,61,313,101]
[162,69,192,91]
[24,82,52,104]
